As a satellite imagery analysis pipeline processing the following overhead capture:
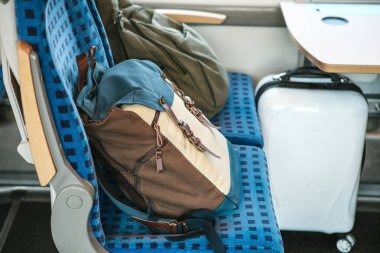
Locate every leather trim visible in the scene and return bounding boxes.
[76,52,88,93]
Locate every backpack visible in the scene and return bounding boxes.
[75,48,239,253]
[96,0,229,118]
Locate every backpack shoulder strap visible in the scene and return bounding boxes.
[94,161,225,253]
[94,162,150,220]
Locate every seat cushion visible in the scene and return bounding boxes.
[100,145,283,252]
[211,72,263,147]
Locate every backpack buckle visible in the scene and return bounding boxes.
[170,221,189,234]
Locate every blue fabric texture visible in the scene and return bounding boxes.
[15,0,114,244]
[76,59,175,120]
[87,0,115,67]
[101,145,283,252]
[212,73,263,147]
[0,66,4,101]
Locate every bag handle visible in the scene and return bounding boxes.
[273,67,349,83]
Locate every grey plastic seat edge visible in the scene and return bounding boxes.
[30,51,107,253]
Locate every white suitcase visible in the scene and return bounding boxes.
[255,67,368,234]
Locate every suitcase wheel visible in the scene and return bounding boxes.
[336,234,356,253]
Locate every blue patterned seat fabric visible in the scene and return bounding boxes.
[16,0,282,252]
[211,72,263,147]
[102,145,283,252]
[87,0,114,66]
[0,67,4,101]
[16,0,112,243]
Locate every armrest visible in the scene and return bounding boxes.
[51,184,107,253]
[18,41,56,186]
[155,9,226,24]
[18,40,106,252]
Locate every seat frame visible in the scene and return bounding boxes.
[0,0,106,250]
[2,38,106,252]
[29,48,107,253]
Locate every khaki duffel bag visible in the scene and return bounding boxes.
[97,0,230,118]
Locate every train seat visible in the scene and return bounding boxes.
[12,0,283,252]
[211,73,263,147]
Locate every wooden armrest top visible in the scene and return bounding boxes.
[18,40,56,186]
[155,9,226,24]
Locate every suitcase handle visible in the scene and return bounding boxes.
[273,67,349,83]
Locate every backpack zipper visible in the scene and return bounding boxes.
[152,110,166,173]
[153,123,164,173]
[132,111,168,176]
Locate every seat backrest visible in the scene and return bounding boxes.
[87,0,114,67]
[16,0,114,244]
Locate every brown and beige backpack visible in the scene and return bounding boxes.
[75,49,239,252]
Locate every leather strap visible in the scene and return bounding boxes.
[76,46,98,122]
[160,97,180,123]
[160,97,220,158]
[133,215,225,253]
[76,46,97,93]
[132,217,189,234]
[76,53,88,93]
[161,73,219,129]
[183,95,220,129]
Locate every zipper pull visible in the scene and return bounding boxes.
[114,11,124,24]
[154,124,164,173]
[156,148,163,173]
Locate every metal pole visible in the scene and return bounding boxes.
[0,197,21,252]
